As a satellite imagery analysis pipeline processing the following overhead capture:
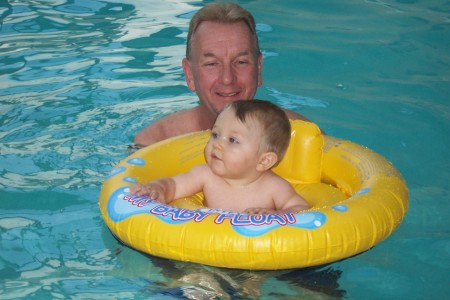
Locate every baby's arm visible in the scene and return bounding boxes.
[277,193,310,213]
[244,207,277,215]
[272,184,310,214]
[130,178,176,203]
[130,165,207,204]
[245,176,310,215]
[245,193,309,215]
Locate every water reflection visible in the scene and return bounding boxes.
[107,236,345,299]
[0,1,348,298]
[0,0,190,191]
[150,259,345,299]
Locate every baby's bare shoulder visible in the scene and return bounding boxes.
[263,171,290,185]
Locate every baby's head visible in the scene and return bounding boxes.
[223,99,291,166]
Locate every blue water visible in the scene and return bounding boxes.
[1,0,449,299]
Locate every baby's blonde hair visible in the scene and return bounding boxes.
[226,100,291,166]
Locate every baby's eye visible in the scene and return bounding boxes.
[229,137,239,144]
[211,132,219,139]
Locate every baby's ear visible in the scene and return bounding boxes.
[256,152,278,171]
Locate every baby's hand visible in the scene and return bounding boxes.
[130,183,167,203]
[244,207,276,215]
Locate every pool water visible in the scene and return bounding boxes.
[1,0,449,299]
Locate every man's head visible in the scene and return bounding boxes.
[182,3,263,122]
[186,2,260,59]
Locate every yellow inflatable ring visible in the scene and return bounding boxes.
[99,120,408,270]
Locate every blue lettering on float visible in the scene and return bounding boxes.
[167,207,199,221]
[230,214,251,225]
[123,194,154,207]
[215,213,295,226]
[179,210,196,219]
[250,214,266,225]
[266,214,294,225]
[150,205,210,223]
[107,187,160,222]
[166,207,183,218]
[231,211,327,237]
[151,205,169,214]
[283,213,296,223]
[192,210,210,222]
[231,213,285,226]
[214,213,236,224]
[107,187,327,236]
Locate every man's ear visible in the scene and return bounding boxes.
[256,152,278,171]
[257,53,263,87]
[182,58,195,91]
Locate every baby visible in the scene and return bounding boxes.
[131,100,310,214]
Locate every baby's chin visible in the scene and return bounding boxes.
[207,164,227,177]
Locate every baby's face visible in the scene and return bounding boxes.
[205,108,264,179]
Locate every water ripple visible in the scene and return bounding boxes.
[1,0,449,299]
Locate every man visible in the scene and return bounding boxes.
[134,2,310,147]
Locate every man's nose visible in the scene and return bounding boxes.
[220,63,235,85]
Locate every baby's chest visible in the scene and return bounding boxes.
[203,185,274,211]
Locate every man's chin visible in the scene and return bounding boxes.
[214,98,243,111]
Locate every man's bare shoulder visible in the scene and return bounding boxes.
[283,108,310,122]
[134,106,208,146]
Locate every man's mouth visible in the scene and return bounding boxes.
[217,92,239,97]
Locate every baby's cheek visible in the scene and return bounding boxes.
[204,144,212,160]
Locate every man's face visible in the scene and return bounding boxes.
[183,21,262,119]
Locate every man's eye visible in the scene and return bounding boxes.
[235,59,249,66]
